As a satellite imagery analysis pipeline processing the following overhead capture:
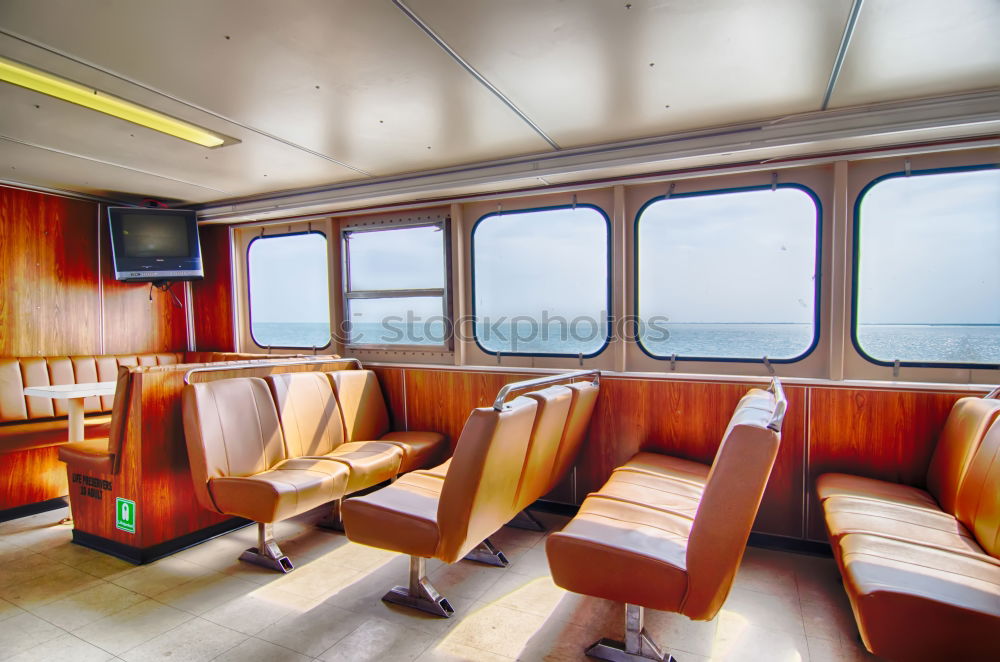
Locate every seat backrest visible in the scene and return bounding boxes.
[683,389,782,620]
[105,365,134,474]
[182,377,287,513]
[328,369,391,441]
[546,381,600,493]
[518,386,573,511]
[925,396,1000,515]
[436,397,538,563]
[266,371,346,459]
[954,417,1000,559]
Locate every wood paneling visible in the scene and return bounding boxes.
[191,224,235,351]
[100,216,188,355]
[371,366,405,430]
[805,387,961,540]
[0,187,100,356]
[0,446,67,509]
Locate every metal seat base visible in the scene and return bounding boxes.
[316,499,344,531]
[463,538,509,567]
[239,546,294,573]
[382,584,455,618]
[586,636,674,662]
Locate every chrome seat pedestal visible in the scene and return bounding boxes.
[239,522,294,573]
[586,604,674,662]
[462,537,510,567]
[316,498,344,531]
[382,555,454,618]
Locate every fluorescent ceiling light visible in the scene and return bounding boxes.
[0,56,231,148]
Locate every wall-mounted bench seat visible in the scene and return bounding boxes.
[817,389,1000,661]
[546,381,786,662]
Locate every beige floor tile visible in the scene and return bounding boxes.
[72,598,193,655]
[732,548,801,602]
[311,540,401,573]
[38,540,110,569]
[109,556,214,598]
[0,563,102,610]
[644,609,721,659]
[318,616,434,662]
[478,573,567,617]
[31,581,145,631]
[256,602,366,657]
[417,640,515,662]
[709,620,810,662]
[0,552,66,590]
[0,611,66,660]
[443,602,558,659]
[266,560,363,601]
[513,617,602,661]
[154,570,257,615]
[119,617,246,662]
[718,587,805,638]
[5,632,114,662]
[200,586,314,636]
[800,594,858,644]
[215,637,313,662]
[428,560,505,601]
[488,523,546,550]
[505,544,554,579]
[0,596,25,623]
[74,554,137,580]
[1,520,73,552]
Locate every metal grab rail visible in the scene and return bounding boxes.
[767,377,788,433]
[986,385,1000,400]
[184,357,362,385]
[492,369,600,411]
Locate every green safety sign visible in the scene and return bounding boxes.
[115,497,136,533]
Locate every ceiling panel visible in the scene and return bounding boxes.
[404,0,853,148]
[0,0,552,180]
[830,0,1000,108]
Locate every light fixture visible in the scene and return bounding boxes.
[0,56,233,148]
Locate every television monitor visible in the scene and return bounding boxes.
[108,207,203,282]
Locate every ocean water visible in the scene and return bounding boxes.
[250,321,1000,365]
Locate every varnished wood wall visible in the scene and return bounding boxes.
[0,185,190,357]
[190,224,235,352]
[371,365,971,542]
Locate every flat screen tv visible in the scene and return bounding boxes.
[108,207,203,282]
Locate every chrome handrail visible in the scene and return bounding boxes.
[986,385,1000,400]
[767,376,788,433]
[492,369,600,411]
[184,357,362,385]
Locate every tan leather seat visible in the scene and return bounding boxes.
[328,370,446,473]
[57,366,132,474]
[515,385,572,513]
[266,372,402,493]
[546,384,785,661]
[182,376,350,572]
[544,381,600,494]
[342,396,538,616]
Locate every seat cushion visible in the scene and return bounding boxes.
[839,533,1000,661]
[318,441,403,494]
[616,451,710,487]
[416,458,451,480]
[546,494,691,613]
[57,438,113,474]
[823,495,984,557]
[208,458,349,523]
[379,430,447,473]
[601,469,702,518]
[341,472,442,558]
[0,414,112,454]
[816,472,939,510]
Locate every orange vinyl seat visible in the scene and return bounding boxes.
[56,365,133,475]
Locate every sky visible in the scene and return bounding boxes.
[247,168,999,330]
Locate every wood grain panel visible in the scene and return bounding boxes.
[371,367,406,430]
[0,186,101,356]
[191,224,235,351]
[100,216,189,355]
[806,387,961,540]
[0,446,68,509]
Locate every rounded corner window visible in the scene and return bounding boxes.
[852,166,1000,369]
[247,231,331,349]
[471,204,611,357]
[635,184,821,364]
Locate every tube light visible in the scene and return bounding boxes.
[0,56,228,148]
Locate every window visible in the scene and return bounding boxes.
[854,166,1000,367]
[636,186,820,362]
[342,221,449,346]
[472,205,610,356]
[248,232,331,348]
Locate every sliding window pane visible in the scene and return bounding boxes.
[346,225,444,291]
[346,297,446,345]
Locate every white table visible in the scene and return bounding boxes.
[23,382,117,442]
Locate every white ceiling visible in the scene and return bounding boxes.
[0,0,997,208]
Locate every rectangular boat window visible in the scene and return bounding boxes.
[342,222,449,347]
[636,186,820,362]
[854,167,1000,368]
[472,205,610,356]
[248,231,331,348]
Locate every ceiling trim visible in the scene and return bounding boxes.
[0,177,132,205]
[392,0,560,150]
[822,0,866,110]
[193,89,1000,222]
[0,27,371,175]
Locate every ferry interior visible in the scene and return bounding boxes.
[2,1,1000,661]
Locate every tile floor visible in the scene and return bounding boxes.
[0,505,878,661]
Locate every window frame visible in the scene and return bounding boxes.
[246,229,333,351]
[340,217,452,351]
[633,182,824,364]
[469,203,613,359]
[850,163,1000,371]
